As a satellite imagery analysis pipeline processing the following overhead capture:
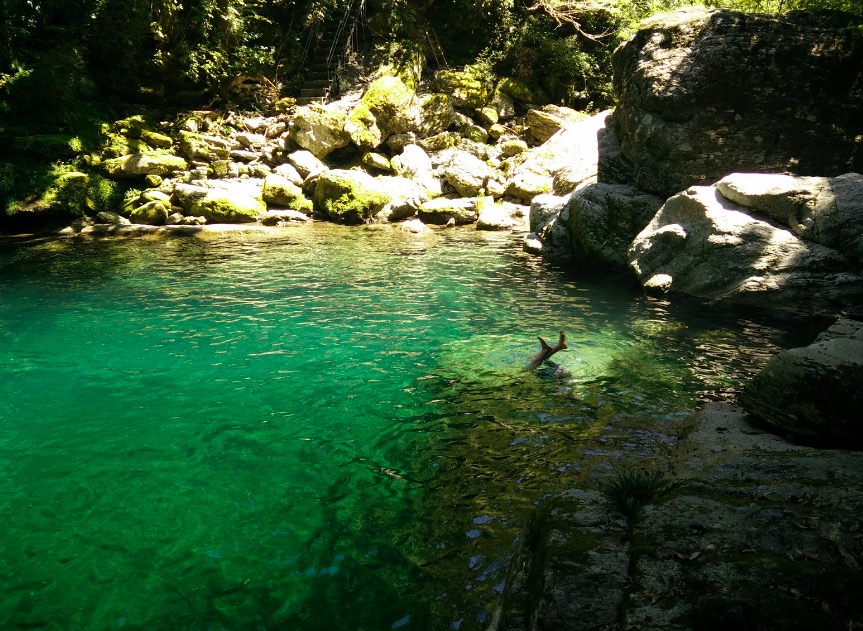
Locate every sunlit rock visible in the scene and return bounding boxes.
[628,185,863,315]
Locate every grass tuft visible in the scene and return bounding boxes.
[603,467,669,518]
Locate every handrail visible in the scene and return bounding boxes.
[298,16,321,72]
[324,0,365,101]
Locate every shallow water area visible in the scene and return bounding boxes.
[0,224,815,630]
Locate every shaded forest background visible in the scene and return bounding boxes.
[2,0,861,127]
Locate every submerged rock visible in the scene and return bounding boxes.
[740,318,863,447]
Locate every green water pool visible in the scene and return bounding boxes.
[0,225,813,630]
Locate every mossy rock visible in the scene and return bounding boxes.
[418,93,456,137]
[361,152,392,172]
[313,169,391,225]
[113,115,148,137]
[496,77,535,104]
[130,200,169,225]
[140,130,173,149]
[178,131,232,162]
[187,189,265,223]
[262,174,314,215]
[360,76,417,136]
[99,129,151,159]
[344,103,383,151]
[290,105,350,159]
[417,197,479,225]
[432,68,491,109]
[101,153,188,179]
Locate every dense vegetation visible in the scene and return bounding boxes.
[1,0,860,225]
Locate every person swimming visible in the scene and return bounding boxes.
[527,330,567,370]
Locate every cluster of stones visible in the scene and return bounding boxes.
[73,68,604,235]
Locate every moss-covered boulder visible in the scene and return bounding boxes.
[361,152,392,172]
[262,174,314,215]
[102,153,188,179]
[178,131,231,162]
[186,189,265,223]
[496,77,535,105]
[290,104,350,159]
[418,94,456,137]
[344,103,383,151]
[140,130,173,149]
[417,197,479,225]
[432,67,491,109]
[359,76,418,137]
[313,169,391,225]
[130,200,169,225]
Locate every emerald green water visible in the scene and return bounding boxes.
[0,226,812,630]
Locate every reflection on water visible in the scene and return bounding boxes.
[0,226,815,630]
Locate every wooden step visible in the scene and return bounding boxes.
[295,96,327,106]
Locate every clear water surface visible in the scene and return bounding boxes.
[0,225,814,630]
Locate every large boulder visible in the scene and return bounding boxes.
[627,184,863,315]
[178,131,232,162]
[357,75,418,138]
[174,182,265,223]
[525,105,586,144]
[740,319,863,447]
[612,8,863,198]
[431,67,490,109]
[313,169,391,224]
[567,183,664,269]
[343,103,383,151]
[101,153,188,179]
[504,111,612,202]
[417,197,479,225]
[716,172,863,265]
[527,194,571,260]
[262,174,314,215]
[290,104,350,159]
[391,144,442,197]
[443,150,497,198]
[376,176,430,222]
[418,93,456,137]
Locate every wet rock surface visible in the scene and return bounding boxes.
[740,319,863,447]
[496,403,863,630]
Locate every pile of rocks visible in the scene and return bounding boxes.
[68,68,613,234]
